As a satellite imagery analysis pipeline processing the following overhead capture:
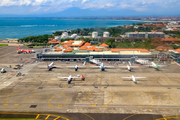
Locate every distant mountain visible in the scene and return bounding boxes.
[0,7,148,17]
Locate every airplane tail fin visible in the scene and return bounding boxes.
[17,47,20,50]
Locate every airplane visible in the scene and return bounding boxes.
[17,47,35,54]
[38,62,61,71]
[90,63,114,71]
[66,65,85,71]
[134,56,148,65]
[58,75,85,84]
[122,75,146,84]
[144,62,166,70]
[119,65,139,72]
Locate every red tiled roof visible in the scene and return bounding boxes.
[55,49,62,51]
[86,47,95,51]
[94,49,103,51]
[64,49,72,52]
[99,43,109,47]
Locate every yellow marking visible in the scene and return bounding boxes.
[103,90,113,107]
[149,105,153,108]
[0,112,68,120]
[54,116,60,120]
[103,105,107,107]
[19,88,36,104]
[4,89,22,104]
[123,113,138,120]
[156,116,180,120]
[87,90,95,106]
[14,104,19,106]
[4,76,40,106]
[30,76,41,88]
[61,83,68,95]
[168,90,180,105]
[92,104,96,107]
[35,114,40,119]
[45,115,50,120]
[77,112,95,120]
[4,104,8,106]
[138,105,142,107]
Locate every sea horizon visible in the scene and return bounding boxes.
[0,18,149,39]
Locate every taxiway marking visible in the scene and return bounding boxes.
[4,76,40,106]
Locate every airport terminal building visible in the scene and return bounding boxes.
[36,40,152,61]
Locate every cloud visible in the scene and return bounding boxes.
[81,0,89,4]
[106,3,114,7]
[0,0,180,14]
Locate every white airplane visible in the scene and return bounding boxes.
[134,56,148,65]
[66,65,86,71]
[119,65,139,72]
[122,75,146,84]
[90,63,114,71]
[38,62,61,71]
[144,62,166,69]
[58,75,85,84]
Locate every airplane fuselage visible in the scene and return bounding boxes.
[132,76,137,83]
[74,65,78,71]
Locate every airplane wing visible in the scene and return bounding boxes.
[58,77,69,79]
[104,66,115,68]
[121,77,132,78]
[158,65,167,67]
[38,65,48,69]
[130,66,139,68]
[135,77,146,79]
[71,77,81,78]
[55,66,61,68]
[90,66,99,68]
[66,66,75,68]
[143,65,153,66]
[119,66,127,68]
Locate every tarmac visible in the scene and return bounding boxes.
[0,46,180,120]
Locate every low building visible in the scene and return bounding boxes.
[125,32,165,39]
[170,49,180,59]
[62,40,85,48]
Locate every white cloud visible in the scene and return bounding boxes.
[0,0,180,14]
[81,0,89,4]
[106,3,114,7]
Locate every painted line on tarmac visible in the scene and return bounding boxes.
[0,112,69,120]
[127,71,156,108]
[160,72,180,106]
[4,76,40,106]
[48,70,95,120]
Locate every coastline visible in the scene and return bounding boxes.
[0,19,153,39]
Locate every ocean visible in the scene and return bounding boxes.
[0,18,147,39]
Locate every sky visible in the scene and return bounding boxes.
[0,0,180,16]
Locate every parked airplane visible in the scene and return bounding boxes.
[134,56,148,65]
[17,47,35,54]
[38,62,61,71]
[58,75,85,84]
[90,63,114,71]
[122,75,146,84]
[119,65,139,72]
[66,65,85,71]
[144,62,166,70]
